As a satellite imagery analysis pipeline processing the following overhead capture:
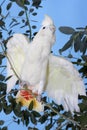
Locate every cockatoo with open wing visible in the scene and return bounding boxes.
[6,15,86,112]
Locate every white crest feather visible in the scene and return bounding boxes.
[42,15,54,27]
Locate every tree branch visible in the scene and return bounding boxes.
[43,102,81,128]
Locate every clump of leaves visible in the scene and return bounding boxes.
[59,26,87,55]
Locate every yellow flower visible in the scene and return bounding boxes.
[16,90,43,112]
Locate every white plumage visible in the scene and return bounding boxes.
[7,15,56,94]
[6,15,86,112]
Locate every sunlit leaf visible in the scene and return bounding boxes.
[59,26,75,35]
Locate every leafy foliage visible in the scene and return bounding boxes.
[59,26,87,55]
[0,0,87,130]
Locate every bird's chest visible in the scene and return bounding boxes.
[21,45,49,84]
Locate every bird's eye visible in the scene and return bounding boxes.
[42,27,46,29]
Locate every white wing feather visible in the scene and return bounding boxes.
[7,34,29,92]
[45,54,86,112]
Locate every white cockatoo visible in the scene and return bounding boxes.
[6,15,86,112]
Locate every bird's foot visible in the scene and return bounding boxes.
[36,94,42,102]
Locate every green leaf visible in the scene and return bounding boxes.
[0,20,5,27]
[30,113,37,124]
[59,26,75,35]
[18,11,24,16]
[32,25,37,29]
[45,123,53,130]
[4,105,13,114]
[28,101,34,110]
[81,36,87,54]
[5,75,12,82]
[0,32,2,38]
[28,127,38,130]
[39,114,48,124]
[0,103,2,112]
[80,42,85,53]
[81,55,87,62]
[32,111,41,117]
[32,12,37,16]
[24,0,30,5]
[0,6,2,14]
[0,82,6,92]
[58,118,65,123]
[30,8,34,13]
[0,74,5,81]
[75,115,87,126]
[13,104,22,117]
[67,54,73,58]
[2,126,8,130]
[6,2,12,10]
[73,32,82,52]
[0,120,4,125]
[59,39,73,54]
[15,0,25,8]
[32,0,41,8]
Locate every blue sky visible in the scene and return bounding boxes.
[1,0,87,130]
[32,0,87,57]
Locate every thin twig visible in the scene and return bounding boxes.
[43,102,81,128]
[57,121,70,130]
[24,8,32,41]
[0,89,18,100]
[0,41,21,80]
[0,0,6,6]
[0,65,6,68]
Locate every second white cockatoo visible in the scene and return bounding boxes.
[6,15,86,112]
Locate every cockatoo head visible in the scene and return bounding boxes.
[35,15,56,46]
[41,14,55,34]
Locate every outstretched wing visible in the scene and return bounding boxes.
[45,54,86,112]
[7,33,30,92]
